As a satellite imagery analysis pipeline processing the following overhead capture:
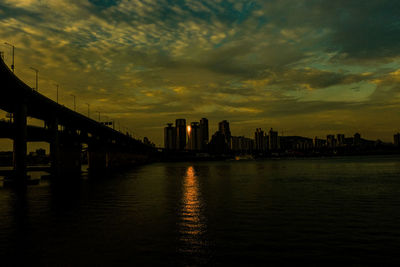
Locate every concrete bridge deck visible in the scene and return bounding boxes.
[0,57,155,185]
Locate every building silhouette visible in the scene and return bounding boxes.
[395,133,400,147]
[354,133,361,147]
[268,128,279,151]
[313,136,326,148]
[199,118,209,151]
[337,134,345,146]
[327,134,336,148]
[280,136,313,151]
[162,118,397,155]
[164,123,176,150]
[187,122,201,150]
[175,119,186,151]
[231,136,254,153]
[218,120,231,143]
[209,130,229,154]
[254,128,265,152]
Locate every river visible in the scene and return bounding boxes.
[1,156,400,265]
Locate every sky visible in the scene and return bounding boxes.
[1,0,400,147]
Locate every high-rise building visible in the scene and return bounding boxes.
[394,133,400,147]
[218,120,231,143]
[209,131,229,154]
[187,122,201,150]
[199,118,209,150]
[231,136,254,153]
[327,134,336,148]
[175,119,186,151]
[268,128,279,151]
[337,134,345,146]
[164,123,176,150]
[313,136,326,148]
[254,128,265,151]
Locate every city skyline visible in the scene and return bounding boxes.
[163,117,400,152]
[1,0,400,148]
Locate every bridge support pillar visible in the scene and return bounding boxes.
[87,147,107,173]
[12,102,28,183]
[57,138,82,176]
[48,118,60,176]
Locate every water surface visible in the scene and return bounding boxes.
[1,156,400,265]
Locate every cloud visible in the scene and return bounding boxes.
[0,0,399,145]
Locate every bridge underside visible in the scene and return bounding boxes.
[0,56,154,185]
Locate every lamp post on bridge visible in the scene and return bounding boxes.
[30,67,39,91]
[70,94,76,111]
[102,115,109,127]
[4,42,15,73]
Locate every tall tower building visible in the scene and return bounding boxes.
[313,136,325,148]
[337,134,345,146]
[254,128,265,151]
[268,128,279,151]
[175,119,186,151]
[199,118,209,150]
[218,120,231,142]
[164,123,176,150]
[187,122,201,150]
[327,134,336,148]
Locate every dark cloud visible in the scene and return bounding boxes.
[259,0,400,61]
[1,0,399,144]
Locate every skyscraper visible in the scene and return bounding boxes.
[268,128,279,151]
[199,118,209,150]
[218,120,231,143]
[327,134,336,148]
[254,128,265,151]
[337,134,345,146]
[164,123,176,150]
[187,122,201,150]
[209,131,229,154]
[231,136,254,153]
[313,136,326,148]
[175,119,186,151]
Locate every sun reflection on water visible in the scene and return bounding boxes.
[179,166,208,257]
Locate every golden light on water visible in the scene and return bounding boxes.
[179,166,207,253]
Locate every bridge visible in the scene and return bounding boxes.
[0,56,155,185]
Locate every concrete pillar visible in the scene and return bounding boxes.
[48,118,60,176]
[12,102,28,182]
[58,136,82,176]
[87,145,107,172]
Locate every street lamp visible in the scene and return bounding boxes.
[30,67,38,91]
[4,42,15,72]
[86,103,90,117]
[70,94,76,111]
